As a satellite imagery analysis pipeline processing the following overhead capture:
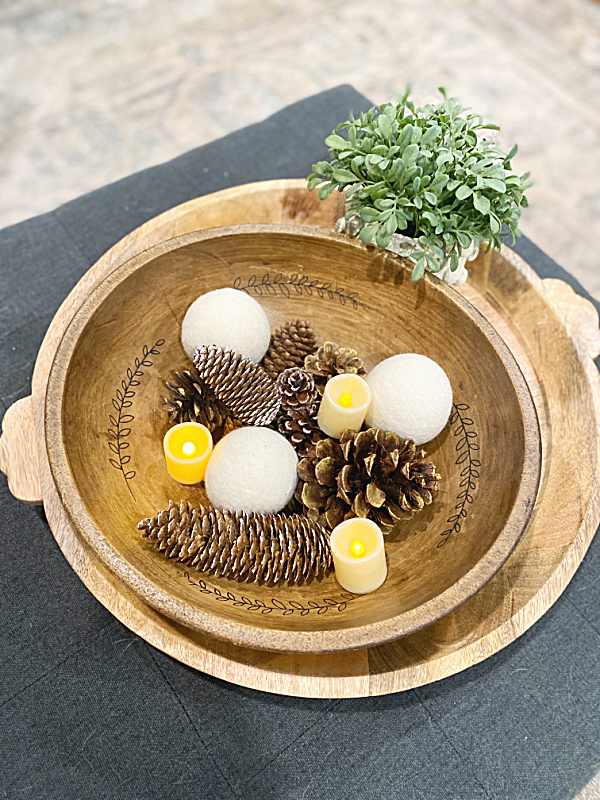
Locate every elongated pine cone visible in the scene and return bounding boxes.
[276,367,318,413]
[262,320,317,379]
[277,407,327,458]
[304,341,366,394]
[138,500,333,585]
[295,428,441,530]
[193,345,280,426]
[164,369,242,435]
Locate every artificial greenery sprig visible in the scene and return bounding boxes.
[307,89,531,281]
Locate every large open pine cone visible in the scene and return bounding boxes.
[304,341,366,394]
[262,320,317,379]
[276,367,318,413]
[295,428,441,530]
[164,369,242,435]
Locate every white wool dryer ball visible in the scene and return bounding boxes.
[205,427,299,515]
[365,354,453,445]
[181,287,271,363]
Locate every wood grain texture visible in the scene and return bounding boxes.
[3,179,599,695]
[0,396,41,504]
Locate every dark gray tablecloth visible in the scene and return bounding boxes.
[1,86,599,800]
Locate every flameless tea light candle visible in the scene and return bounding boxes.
[330,518,387,594]
[317,373,372,439]
[163,422,213,484]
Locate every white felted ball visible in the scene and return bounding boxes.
[181,288,270,363]
[205,427,299,515]
[365,354,453,445]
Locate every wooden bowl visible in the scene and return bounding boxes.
[45,225,541,653]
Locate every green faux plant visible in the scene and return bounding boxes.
[307,89,531,281]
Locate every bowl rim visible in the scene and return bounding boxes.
[45,224,542,653]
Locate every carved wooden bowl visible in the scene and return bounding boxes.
[45,225,541,653]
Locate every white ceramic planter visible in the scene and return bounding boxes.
[335,214,480,286]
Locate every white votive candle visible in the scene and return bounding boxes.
[330,518,387,594]
[317,373,372,439]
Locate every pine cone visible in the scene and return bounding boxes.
[304,342,366,395]
[164,369,242,435]
[193,345,280,426]
[276,367,318,413]
[262,320,317,379]
[138,500,333,585]
[295,428,441,530]
[277,407,327,458]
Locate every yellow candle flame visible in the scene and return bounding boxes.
[339,392,353,408]
[182,441,196,456]
[350,539,366,559]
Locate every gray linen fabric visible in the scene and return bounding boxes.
[0,86,599,800]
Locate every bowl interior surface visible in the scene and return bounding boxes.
[47,226,540,652]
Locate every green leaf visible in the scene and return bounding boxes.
[411,259,426,281]
[359,207,381,222]
[450,253,459,271]
[478,123,501,130]
[398,124,413,150]
[378,113,392,140]
[359,224,377,244]
[427,255,444,273]
[385,215,397,235]
[505,144,518,162]
[423,191,437,205]
[489,213,501,233]
[483,178,506,193]
[376,227,392,248]
[395,210,408,228]
[421,125,441,146]
[455,185,473,201]
[430,173,449,191]
[318,182,336,200]
[403,143,419,166]
[473,192,490,215]
[325,134,347,150]
[410,126,422,144]
[332,168,358,183]
[422,211,438,226]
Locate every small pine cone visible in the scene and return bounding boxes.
[262,320,317,379]
[193,345,280,426]
[138,500,333,586]
[304,341,366,395]
[164,369,242,435]
[277,407,327,458]
[276,367,318,413]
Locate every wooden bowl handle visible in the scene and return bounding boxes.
[0,396,42,504]
[541,279,600,360]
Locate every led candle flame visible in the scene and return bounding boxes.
[330,518,387,594]
[350,539,366,559]
[339,392,353,408]
[163,422,213,484]
[317,374,372,439]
